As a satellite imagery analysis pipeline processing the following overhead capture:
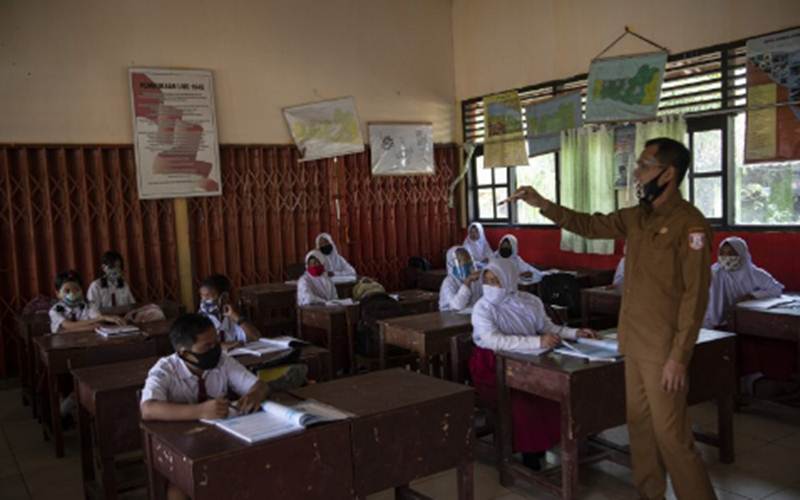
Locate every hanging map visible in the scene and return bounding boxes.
[128,68,221,200]
[585,52,667,123]
[283,97,364,162]
[368,123,434,176]
[483,91,528,167]
[745,28,800,163]
[524,92,583,156]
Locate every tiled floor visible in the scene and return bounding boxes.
[1,384,799,499]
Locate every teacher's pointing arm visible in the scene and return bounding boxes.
[504,186,630,240]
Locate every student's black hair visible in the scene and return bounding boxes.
[99,250,125,288]
[54,270,83,291]
[645,137,691,185]
[200,274,232,295]
[169,313,215,351]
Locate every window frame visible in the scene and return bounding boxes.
[461,26,800,231]
[686,114,728,226]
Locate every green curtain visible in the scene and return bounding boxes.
[559,125,615,254]
[634,115,689,197]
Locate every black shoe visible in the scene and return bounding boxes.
[521,452,544,471]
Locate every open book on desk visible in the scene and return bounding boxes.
[554,337,621,363]
[228,336,308,358]
[202,399,352,444]
[95,324,141,338]
[325,298,355,307]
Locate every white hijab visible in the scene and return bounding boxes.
[495,234,543,283]
[297,250,338,305]
[703,237,784,328]
[439,246,482,311]
[315,232,356,277]
[463,222,493,263]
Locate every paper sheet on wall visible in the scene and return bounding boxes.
[483,91,528,167]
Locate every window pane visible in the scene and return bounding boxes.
[477,188,495,219]
[494,167,508,184]
[692,130,722,173]
[495,188,508,218]
[694,177,723,218]
[476,156,492,185]
[733,114,800,225]
[515,153,557,225]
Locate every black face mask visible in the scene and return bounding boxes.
[499,247,513,258]
[320,244,334,255]
[182,344,222,371]
[636,168,669,205]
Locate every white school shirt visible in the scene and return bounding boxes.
[439,276,482,311]
[87,278,136,309]
[200,311,248,343]
[140,352,257,404]
[48,300,100,333]
[315,232,357,278]
[471,259,577,352]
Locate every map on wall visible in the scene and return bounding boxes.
[368,123,434,176]
[524,92,583,156]
[483,90,528,167]
[585,52,667,123]
[283,97,365,162]
[745,28,800,163]
[128,68,222,200]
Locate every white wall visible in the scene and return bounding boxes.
[0,0,456,143]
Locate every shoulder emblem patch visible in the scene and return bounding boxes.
[688,232,705,250]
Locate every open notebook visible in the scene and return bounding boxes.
[228,336,308,357]
[95,325,141,338]
[554,337,621,363]
[202,400,352,444]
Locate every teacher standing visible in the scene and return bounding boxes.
[506,137,715,500]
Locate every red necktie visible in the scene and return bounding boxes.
[197,376,208,403]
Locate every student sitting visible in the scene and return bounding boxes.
[297,250,338,306]
[469,258,596,470]
[198,274,259,350]
[463,222,493,266]
[140,314,270,500]
[316,232,357,278]
[49,270,124,333]
[495,234,544,283]
[87,250,136,309]
[612,257,625,288]
[703,236,784,329]
[439,246,482,311]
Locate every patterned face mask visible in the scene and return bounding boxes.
[718,255,742,272]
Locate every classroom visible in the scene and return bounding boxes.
[1,1,799,499]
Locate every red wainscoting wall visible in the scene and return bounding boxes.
[482,227,800,291]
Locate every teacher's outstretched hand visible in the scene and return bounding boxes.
[501,186,550,209]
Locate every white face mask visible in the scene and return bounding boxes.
[482,284,507,305]
[718,255,742,272]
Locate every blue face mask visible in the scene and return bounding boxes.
[451,262,473,281]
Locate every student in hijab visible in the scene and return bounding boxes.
[612,244,627,288]
[439,246,482,311]
[463,222,493,266]
[703,236,784,329]
[469,258,596,470]
[297,250,339,306]
[495,234,544,283]
[315,232,356,278]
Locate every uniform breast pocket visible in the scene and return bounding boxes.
[646,232,678,278]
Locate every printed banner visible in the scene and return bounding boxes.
[745,28,800,163]
[129,68,221,200]
[483,91,528,167]
[283,97,364,162]
[585,52,667,123]
[524,92,583,156]
[368,123,434,176]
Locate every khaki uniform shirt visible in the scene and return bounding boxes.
[542,195,712,365]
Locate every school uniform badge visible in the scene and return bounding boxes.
[688,232,705,250]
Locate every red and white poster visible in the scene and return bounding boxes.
[129,68,221,199]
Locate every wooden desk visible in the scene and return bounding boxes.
[291,368,475,500]
[141,418,354,500]
[34,320,172,458]
[72,346,331,499]
[734,295,800,363]
[580,286,622,328]
[496,329,735,500]
[298,290,441,375]
[379,310,473,378]
[418,269,448,292]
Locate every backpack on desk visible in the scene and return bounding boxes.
[538,273,581,321]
